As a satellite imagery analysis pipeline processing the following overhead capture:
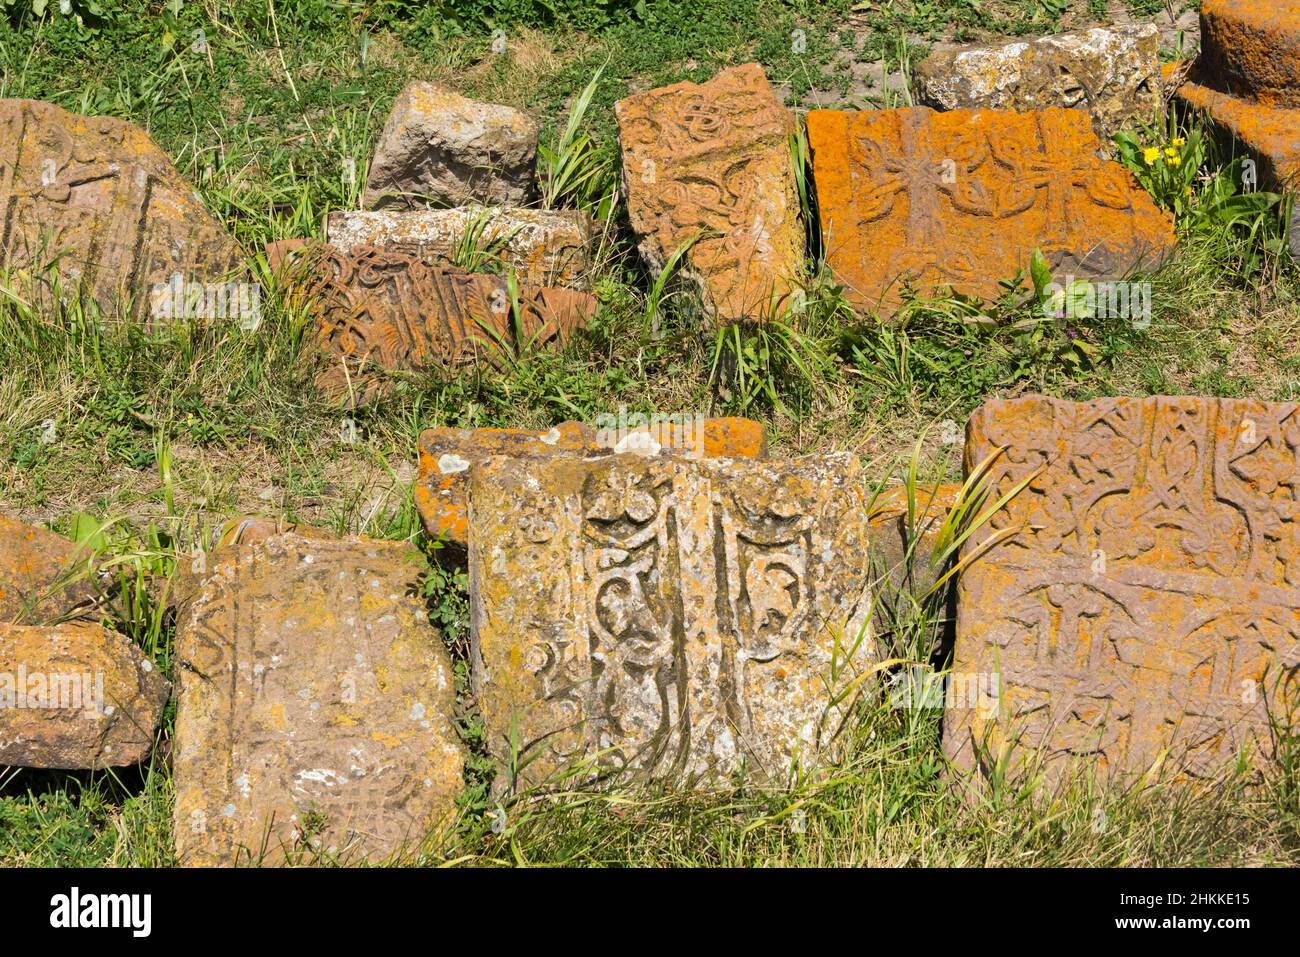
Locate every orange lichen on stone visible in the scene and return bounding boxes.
[944,396,1300,786]
[0,514,96,624]
[0,99,244,321]
[173,533,464,866]
[615,64,805,325]
[0,621,169,769]
[414,416,768,547]
[468,452,874,784]
[1198,0,1300,107]
[806,106,1175,316]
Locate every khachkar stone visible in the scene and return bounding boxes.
[363,82,539,209]
[615,64,805,325]
[806,106,1175,317]
[174,534,464,866]
[415,417,768,547]
[0,621,169,769]
[0,99,244,320]
[944,396,1300,785]
[468,453,874,785]
[1175,1,1300,257]
[0,514,96,624]
[914,25,1163,146]
[266,240,596,377]
[327,207,594,289]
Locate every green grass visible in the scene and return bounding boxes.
[0,0,1298,866]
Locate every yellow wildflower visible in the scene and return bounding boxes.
[1167,155,1182,166]
[1165,147,1178,157]
[1172,137,1186,147]
[1143,147,1161,165]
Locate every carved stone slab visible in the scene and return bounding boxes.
[806,106,1175,316]
[0,99,244,320]
[915,25,1163,146]
[415,417,767,547]
[173,534,464,866]
[266,240,596,378]
[1198,0,1300,107]
[468,453,874,785]
[615,64,804,325]
[945,396,1300,784]
[327,207,593,289]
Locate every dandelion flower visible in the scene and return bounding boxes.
[1143,147,1161,165]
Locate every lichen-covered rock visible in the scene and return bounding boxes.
[868,483,963,608]
[915,25,1163,146]
[0,621,168,769]
[0,99,244,321]
[363,83,539,209]
[806,106,1175,317]
[615,64,805,325]
[173,534,464,866]
[945,396,1300,785]
[266,240,596,398]
[0,514,96,624]
[414,417,768,547]
[327,207,593,289]
[468,452,874,786]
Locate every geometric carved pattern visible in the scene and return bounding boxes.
[807,106,1175,316]
[615,64,805,325]
[0,99,244,320]
[468,452,874,785]
[945,396,1300,783]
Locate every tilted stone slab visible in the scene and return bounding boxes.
[0,621,168,769]
[0,99,244,320]
[1198,0,1300,107]
[468,452,873,785]
[0,514,96,624]
[327,207,594,289]
[944,396,1300,785]
[363,82,539,209]
[914,25,1163,146]
[807,106,1175,316]
[174,534,464,866]
[266,240,596,383]
[615,64,805,325]
[415,417,768,547]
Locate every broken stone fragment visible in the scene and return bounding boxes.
[327,207,594,289]
[468,452,875,786]
[414,416,768,548]
[914,25,1164,147]
[867,483,963,613]
[0,514,97,624]
[945,395,1300,786]
[0,99,245,322]
[173,533,464,866]
[806,105,1175,317]
[363,82,540,209]
[615,64,806,325]
[0,620,169,769]
[266,240,597,393]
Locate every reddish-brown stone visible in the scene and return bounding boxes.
[807,106,1175,316]
[0,515,96,624]
[945,396,1300,784]
[1198,0,1300,108]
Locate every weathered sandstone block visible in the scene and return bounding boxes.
[807,106,1175,316]
[173,534,464,866]
[468,453,874,785]
[0,514,96,624]
[1197,0,1300,107]
[868,483,963,605]
[363,82,539,209]
[615,64,805,325]
[266,240,596,380]
[0,621,168,769]
[414,416,768,547]
[0,99,244,320]
[327,207,593,289]
[945,396,1300,784]
[915,25,1163,145]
